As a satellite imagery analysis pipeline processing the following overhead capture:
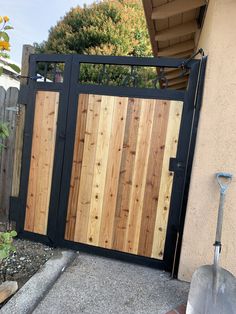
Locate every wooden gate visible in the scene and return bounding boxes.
[64,94,182,260]
[11,54,206,273]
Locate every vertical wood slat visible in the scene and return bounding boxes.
[138,100,170,257]
[24,91,59,235]
[65,94,89,240]
[73,95,102,243]
[86,96,115,246]
[0,87,18,220]
[112,98,141,251]
[65,94,183,260]
[99,97,128,248]
[24,92,47,232]
[0,88,18,218]
[12,45,35,197]
[151,100,183,259]
[124,99,156,254]
[0,87,7,191]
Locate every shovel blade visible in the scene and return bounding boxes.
[186,265,236,314]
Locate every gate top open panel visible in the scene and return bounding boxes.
[11,54,206,275]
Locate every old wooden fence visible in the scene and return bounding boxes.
[0,86,19,220]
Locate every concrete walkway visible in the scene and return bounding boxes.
[33,253,189,314]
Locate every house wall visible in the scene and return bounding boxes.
[0,73,20,90]
[178,0,236,281]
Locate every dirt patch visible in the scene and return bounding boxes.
[0,239,54,289]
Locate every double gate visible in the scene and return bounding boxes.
[10,54,206,274]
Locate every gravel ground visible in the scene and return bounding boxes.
[0,239,54,289]
[34,253,190,314]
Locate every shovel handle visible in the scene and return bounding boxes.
[216,172,232,194]
[214,172,233,263]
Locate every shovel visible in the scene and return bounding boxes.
[186,172,236,314]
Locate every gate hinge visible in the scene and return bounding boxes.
[18,85,30,105]
[169,158,185,173]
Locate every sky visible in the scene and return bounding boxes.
[1,0,95,64]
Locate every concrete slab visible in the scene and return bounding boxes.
[34,253,189,314]
[1,250,77,314]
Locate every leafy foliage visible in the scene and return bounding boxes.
[0,122,9,150]
[0,16,20,74]
[35,1,155,87]
[0,16,18,263]
[79,63,159,88]
[0,121,16,262]
[0,230,17,260]
[35,0,152,57]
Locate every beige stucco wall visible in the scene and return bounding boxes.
[178,0,236,281]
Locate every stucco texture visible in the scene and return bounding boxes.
[179,0,236,281]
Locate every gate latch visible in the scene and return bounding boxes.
[169,158,185,173]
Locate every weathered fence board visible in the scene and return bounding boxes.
[11,45,35,197]
[0,86,18,220]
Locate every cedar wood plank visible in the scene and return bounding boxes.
[86,95,115,246]
[138,100,170,257]
[65,94,89,240]
[99,97,128,248]
[151,100,183,259]
[73,94,101,243]
[33,92,59,234]
[124,99,155,254]
[25,91,59,234]
[24,92,45,231]
[112,98,141,251]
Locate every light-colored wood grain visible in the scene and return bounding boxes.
[24,91,59,234]
[172,50,193,59]
[151,100,183,259]
[33,92,59,234]
[151,0,206,20]
[86,95,115,246]
[155,20,198,41]
[65,94,89,240]
[112,98,141,251]
[65,95,183,261]
[138,100,170,257]
[24,92,45,232]
[0,281,18,303]
[99,97,128,248]
[73,94,101,243]
[124,99,155,254]
[167,77,188,87]
[158,40,195,56]
[169,82,189,90]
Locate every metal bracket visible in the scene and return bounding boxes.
[169,158,185,173]
[178,48,205,78]
[6,106,18,112]
[18,85,30,104]
[10,73,43,81]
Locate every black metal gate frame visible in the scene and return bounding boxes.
[10,54,207,276]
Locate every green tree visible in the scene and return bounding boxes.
[35,0,152,57]
[35,1,157,88]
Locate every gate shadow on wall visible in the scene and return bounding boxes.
[10,54,207,275]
